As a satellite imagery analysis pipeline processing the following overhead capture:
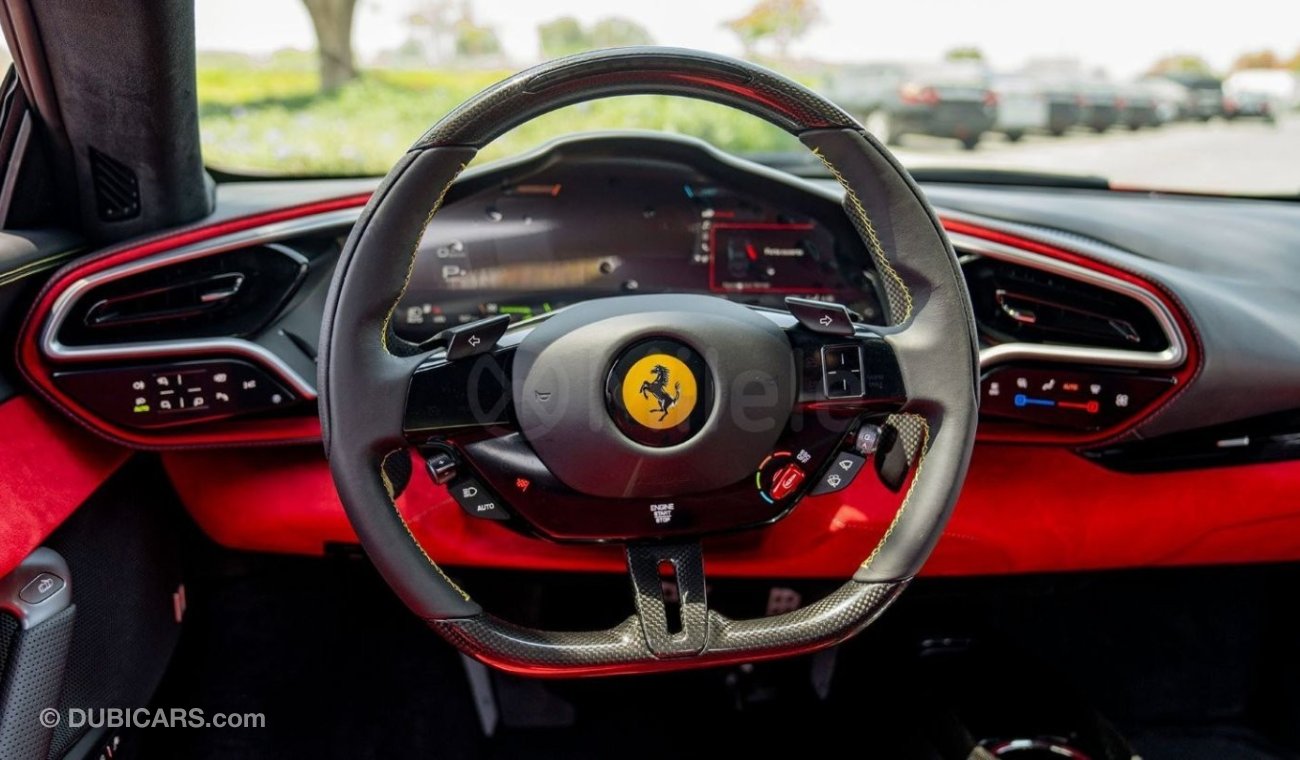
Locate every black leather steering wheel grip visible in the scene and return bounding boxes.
[319,47,978,675]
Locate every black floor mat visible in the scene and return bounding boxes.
[1131,725,1297,760]
[132,556,482,759]
[129,556,945,759]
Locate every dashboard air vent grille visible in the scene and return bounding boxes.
[56,244,307,347]
[962,255,1169,352]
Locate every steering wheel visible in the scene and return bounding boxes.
[320,48,978,676]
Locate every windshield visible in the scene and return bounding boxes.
[195,0,1300,195]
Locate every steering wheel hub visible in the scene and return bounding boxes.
[513,294,795,498]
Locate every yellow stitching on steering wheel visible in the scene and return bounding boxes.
[809,145,925,574]
[811,147,914,324]
[373,163,474,601]
[381,162,467,353]
[380,450,472,602]
[860,413,930,573]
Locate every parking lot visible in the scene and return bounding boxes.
[893,113,1300,195]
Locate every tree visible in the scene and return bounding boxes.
[539,16,588,59]
[301,0,359,91]
[723,0,822,59]
[408,0,458,64]
[454,13,501,59]
[537,16,656,59]
[1145,54,1213,78]
[589,17,653,48]
[1289,48,1300,72]
[1231,49,1281,71]
[408,1,501,63]
[945,46,985,63]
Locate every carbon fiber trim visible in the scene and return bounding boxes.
[709,579,901,653]
[431,580,904,677]
[626,544,708,657]
[886,413,927,467]
[414,47,858,149]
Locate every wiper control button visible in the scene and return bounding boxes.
[810,452,866,495]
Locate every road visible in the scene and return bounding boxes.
[892,113,1300,196]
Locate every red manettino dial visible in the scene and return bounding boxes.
[769,463,806,500]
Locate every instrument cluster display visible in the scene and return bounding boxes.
[393,151,884,343]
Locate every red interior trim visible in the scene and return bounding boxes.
[0,396,129,576]
[164,444,1300,578]
[940,217,1203,445]
[15,194,370,449]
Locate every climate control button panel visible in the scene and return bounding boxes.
[52,359,297,429]
[981,365,1174,432]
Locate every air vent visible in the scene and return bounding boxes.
[88,146,141,222]
[962,256,1169,352]
[56,243,307,347]
[84,272,247,328]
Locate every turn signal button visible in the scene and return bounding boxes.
[786,296,855,336]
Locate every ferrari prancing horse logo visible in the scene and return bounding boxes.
[640,364,680,421]
[621,354,698,430]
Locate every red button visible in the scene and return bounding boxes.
[769,464,806,500]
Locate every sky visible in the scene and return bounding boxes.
[195,0,1300,79]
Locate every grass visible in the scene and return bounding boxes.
[196,66,803,175]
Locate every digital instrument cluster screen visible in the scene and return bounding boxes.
[393,152,885,342]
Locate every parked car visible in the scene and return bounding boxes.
[825,61,997,150]
[1223,90,1276,123]
[990,75,1046,141]
[1224,69,1296,123]
[1075,80,1122,132]
[1157,72,1224,120]
[1117,84,1161,129]
[1040,84,1084,136]
[1141,76,1193,122]
[991,75,1079,139]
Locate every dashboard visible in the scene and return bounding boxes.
[8,135,1249,450]
[394,143,885,341]
[11,133,1300,578]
